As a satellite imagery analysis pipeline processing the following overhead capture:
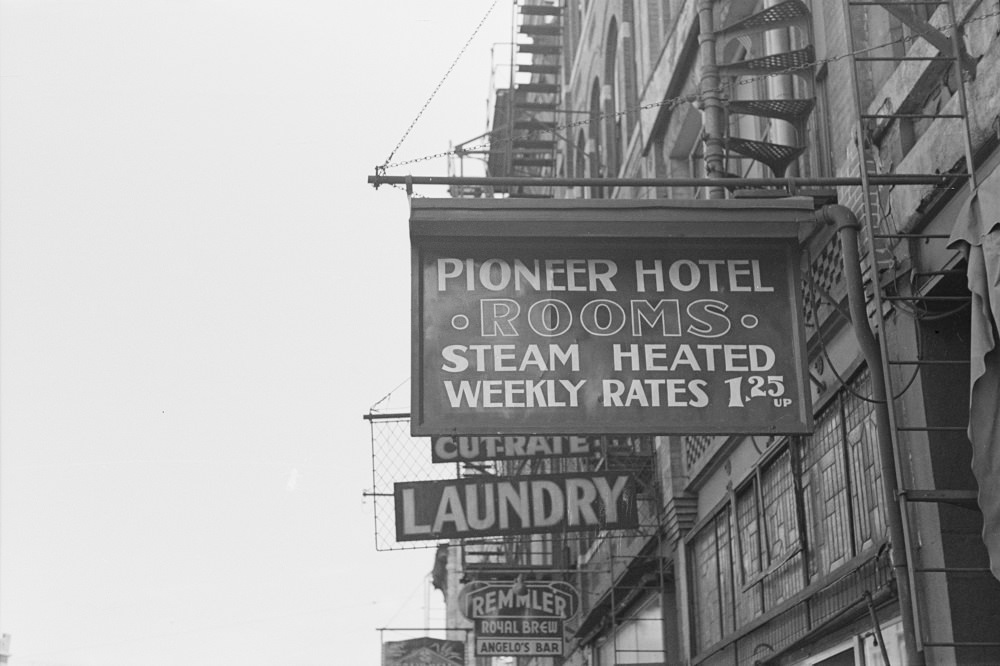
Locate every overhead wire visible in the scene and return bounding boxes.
[377,8,1000,175]
[379,0,503,172]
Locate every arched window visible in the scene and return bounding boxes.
[575,130,588,198]
[622,0,639,138]
[605,19,622,179]
[589,78,603,198]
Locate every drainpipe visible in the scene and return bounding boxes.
[697,0,726,200]
[816,204,924,666]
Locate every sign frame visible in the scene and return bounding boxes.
[381,637,465,666]
[459,580,580,620]
[460,580,579,658]
[410,197,814,436]
[394,472,638,542]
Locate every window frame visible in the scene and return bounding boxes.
[686,367,887,655]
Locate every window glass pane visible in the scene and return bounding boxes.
[692,517,721,649]
[844,369,886,550]
[760,448,804,605]
[735,484,761,580]
[633,598,664,657]
[598,596,664,664]
[716,508,736,637]
[761,448,798,562]
[802,398,852,575]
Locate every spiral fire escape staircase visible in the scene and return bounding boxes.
[714,0,815,183]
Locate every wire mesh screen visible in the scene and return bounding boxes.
[366,412,459,551]
[366,412,660,555]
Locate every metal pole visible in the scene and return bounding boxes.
[697,0,727,199]
[865,590,893,666]
[368,173,962,189]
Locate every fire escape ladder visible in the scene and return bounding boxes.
[505,0,562,198]
[714,2,815,180]
[842,0,1000,655]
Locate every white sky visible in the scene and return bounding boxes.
[0,1,511,663]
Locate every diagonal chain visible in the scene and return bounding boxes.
[380,0,502,170]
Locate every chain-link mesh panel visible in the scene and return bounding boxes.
[366,413,459,551]
[367,417,663,560]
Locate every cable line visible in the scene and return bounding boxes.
[377,8,998,173]
[380,0,502,171]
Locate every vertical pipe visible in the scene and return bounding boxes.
[839,3,926,655]
[602,83,618,182]
[819,204,924,666]
[697,0,726,199]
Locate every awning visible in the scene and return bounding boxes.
[948,164,1000,583]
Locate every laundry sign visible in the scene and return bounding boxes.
[409,198,813,436]
[394,472,637,542]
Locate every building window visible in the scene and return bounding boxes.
[688,367,886,655]
[802,369,886,578]
[605,19,622,179]
[575,130,588,197]
[589,77,604,197]
[596,595,665,664]
[733,445,804,624]
[691,505,735,648]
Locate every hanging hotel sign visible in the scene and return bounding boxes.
[394,472,637,542]
[460,580,579,657]
[410,198,814,436]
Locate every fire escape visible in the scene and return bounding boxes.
[488,0,563,198]
[715,0,816,184]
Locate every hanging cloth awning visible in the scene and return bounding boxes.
[948,164,1000,583]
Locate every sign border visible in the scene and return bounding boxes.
[410,197,814,437]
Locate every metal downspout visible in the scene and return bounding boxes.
[817,204,924,666]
